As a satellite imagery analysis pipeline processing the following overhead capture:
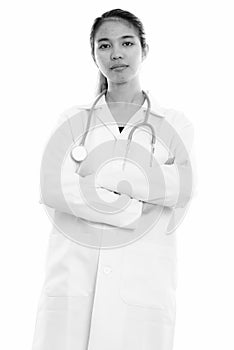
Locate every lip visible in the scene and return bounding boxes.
[110,64,128,70]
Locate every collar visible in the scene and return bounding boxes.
[83,90,166,118]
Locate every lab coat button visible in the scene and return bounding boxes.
[103,266,112,274]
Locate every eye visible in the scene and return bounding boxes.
[123,41,134,47]
[99,43,111,49]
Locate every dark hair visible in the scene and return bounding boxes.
[90,9,147,95]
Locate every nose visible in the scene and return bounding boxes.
[110,45,123,60]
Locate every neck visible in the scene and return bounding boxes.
[106,78,143,103]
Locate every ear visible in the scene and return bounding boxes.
[142,44,149,61]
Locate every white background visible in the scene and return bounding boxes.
[1,0,233,349]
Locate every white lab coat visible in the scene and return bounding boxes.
[32,91,196,350]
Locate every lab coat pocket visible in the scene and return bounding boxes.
[120,243,177,310]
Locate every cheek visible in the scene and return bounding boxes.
[130,57,142,71]
[129,49,142,64]
[95,53,108,69]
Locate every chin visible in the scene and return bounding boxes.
[113,75,134,84]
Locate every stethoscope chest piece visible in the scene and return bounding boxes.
[70,145,88,162]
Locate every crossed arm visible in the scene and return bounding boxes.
[40,111,143,229]
[40,109,196,231]
[95,120,196,209]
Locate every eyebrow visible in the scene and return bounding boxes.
[96,35,136,43]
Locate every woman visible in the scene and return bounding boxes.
[32,9,195,350]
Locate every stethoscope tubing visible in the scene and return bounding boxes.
[84,89,154,145]
[70,89,156,168]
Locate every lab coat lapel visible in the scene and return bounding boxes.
[91,90,165,138]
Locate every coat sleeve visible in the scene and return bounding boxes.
[96,111,197,208]
[40,108,143,229]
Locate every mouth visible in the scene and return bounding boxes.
[110,64,129,71]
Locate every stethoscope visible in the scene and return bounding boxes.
[70,89,156,170]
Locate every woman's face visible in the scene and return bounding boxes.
[94,19,148,85]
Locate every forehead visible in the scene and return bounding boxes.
[95,18,138,41]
